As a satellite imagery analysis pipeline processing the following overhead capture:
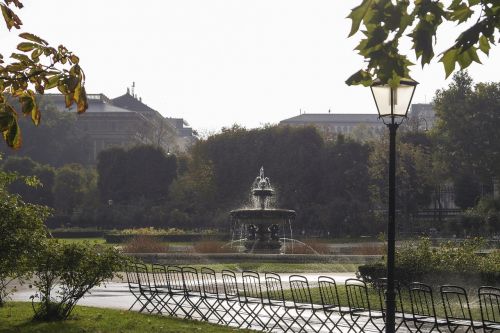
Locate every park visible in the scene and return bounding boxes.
[0,1,499,332]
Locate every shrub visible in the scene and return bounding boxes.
[122,235,169,253]
[116,227,186,236]
[0,171,51,307]
[31,240,126,321]
[357,237,500,286]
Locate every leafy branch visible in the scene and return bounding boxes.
[346,0,499,87]
[0,0,87,149]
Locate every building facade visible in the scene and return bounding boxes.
[42,91,196,163]
[279,112,384,140]
[279,104,436,140]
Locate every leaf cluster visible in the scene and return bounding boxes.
[0,0,87,148]
[347,0,500,86]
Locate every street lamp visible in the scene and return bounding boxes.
[370,78,418,333]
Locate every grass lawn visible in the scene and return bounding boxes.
[144,262,360,273]
[282,286,483,320]
[0,302,250,333]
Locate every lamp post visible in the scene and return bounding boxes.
[370,78,418,333]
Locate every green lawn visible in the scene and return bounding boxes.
[282,286,483,320]
[144,262,360,273]
[0,302,251,333]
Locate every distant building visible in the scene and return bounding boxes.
[279,112,384,140]
[406,103,436,131]
[279,103,436,140]
[41,91,196,163]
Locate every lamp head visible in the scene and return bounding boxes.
[370,78,418,120]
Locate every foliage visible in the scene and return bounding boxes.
[2,155,54,206]
[347,0,500,85]
[0,103,93,166]
[433,71,500,182]
[53,164,95,215]
[171,126,374,234]
[369,133,434,224]
[459,197,500,235]
[31,240,126,321]
[97,145,177,204]
[358,238,500,286]
[0,167,50,306]
[0,0,87,148]
[0,302,255,333]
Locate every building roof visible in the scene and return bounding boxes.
[41,94,134,113]
[111,92,158,113]
[280,113,381,124]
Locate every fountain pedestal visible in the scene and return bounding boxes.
[244,222,282,253]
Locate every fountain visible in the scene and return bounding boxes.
[230,167,296,253]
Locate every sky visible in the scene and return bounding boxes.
[2,0,499,133]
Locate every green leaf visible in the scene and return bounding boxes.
[10,52,32,64]
[45,75,60,90]
[365,26,387,49]
[347,0,374,37]
[19,32,48,45]
[345,69,373,86]
[478,35,490,55]
[456,47,473,69]
[440,48,458,78]
[449,3,474,23]
[16,42,36,52]
[31,48,43,61]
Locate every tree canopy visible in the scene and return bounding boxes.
[346,0,500,86]
[0,0,87,148]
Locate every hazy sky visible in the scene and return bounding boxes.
[2,1,499,133]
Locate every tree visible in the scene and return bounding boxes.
[369,134,434,227]
[97,145,177,204]
[2,155,54,206]
[0,102,92,166]
[0,168,50,306]
[433,71,500,181]
[346,0,500,86]
[53,164,94,215]
[0,0,87,148]
[173,126,374,233]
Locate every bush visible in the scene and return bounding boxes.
[31,240,126,321]
[357,238,500,286]
[0,171,51,306]
[122,236,169,253]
